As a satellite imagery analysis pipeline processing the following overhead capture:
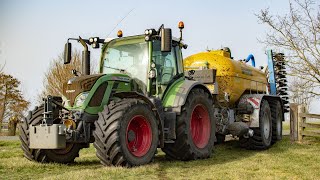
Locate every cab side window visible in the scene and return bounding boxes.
[175,46,184,74]
[152,40,177,85]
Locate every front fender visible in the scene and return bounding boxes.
[162,79,213,113]
[80,74,131,114]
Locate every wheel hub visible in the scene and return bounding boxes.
[190,104,211,149]
[126,115,152,157]
[127,130,136,142]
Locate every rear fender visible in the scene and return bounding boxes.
[162,79,213,114]
[238,94,283,128]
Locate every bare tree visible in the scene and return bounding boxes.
[40,51,82,98]
[289,78,314,108]
[258,0,320,103]
[0,65,4,73]
[39,50,98,103]
[0,62,5,73]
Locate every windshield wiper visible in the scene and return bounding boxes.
[104,65,126,73]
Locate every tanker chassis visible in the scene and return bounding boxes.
[19,22,288,167]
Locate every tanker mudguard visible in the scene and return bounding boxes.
[238,94,283,128]
[167,79,213,113]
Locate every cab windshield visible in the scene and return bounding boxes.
[102,37,149,86]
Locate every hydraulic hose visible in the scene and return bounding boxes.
[245,54,256,67]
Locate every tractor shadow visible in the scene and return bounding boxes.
[64,136,291,179]
[74,159,101,166]
[153,135,291,179]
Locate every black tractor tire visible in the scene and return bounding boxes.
[93,99,159,167]
[162,88,215,160]
[271,100,283,144]
[240,100,272,150]
[215,134,226,144]
[19,106,82,163]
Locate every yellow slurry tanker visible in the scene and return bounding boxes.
[184,47,288,146]
[184,49,268,106]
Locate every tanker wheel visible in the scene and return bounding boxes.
[162,88,215,160]
[240,100,272,150]
[271,100,283,144]
[215,133,226,144]
[93,99,159,167]
[19,106,83,163]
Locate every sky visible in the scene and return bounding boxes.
[2,0,315,112]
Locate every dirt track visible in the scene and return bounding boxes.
[0,136,19,141]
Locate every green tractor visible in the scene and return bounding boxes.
[20,23,216,166]
[20,21,286,167]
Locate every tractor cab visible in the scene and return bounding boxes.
[60,24,186,112]
[100,35,150,94]
[98,27,186,98]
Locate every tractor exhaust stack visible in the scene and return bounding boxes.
[79,36,90,75]
[82,50,90,75]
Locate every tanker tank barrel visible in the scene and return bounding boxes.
[183,48,268,105]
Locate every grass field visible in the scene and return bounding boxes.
[283,121,290,131]
[1,136,320,180]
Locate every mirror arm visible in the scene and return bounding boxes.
[78,36,88,51]
[68,38,79,42]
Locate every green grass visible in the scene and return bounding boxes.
[1,137,320,180]
[283,121,290,131]
[282,120,320,132]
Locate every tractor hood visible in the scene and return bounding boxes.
[62,74,104,107]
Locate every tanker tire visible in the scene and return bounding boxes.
[162,88,215,160]
[215,134,226,144]
[240,100,272,150]
[19,106,82,163]
[271,100,283,144]
[93,99,158,167]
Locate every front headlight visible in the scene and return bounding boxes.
[61,95,71,107]
[74,92,89,107]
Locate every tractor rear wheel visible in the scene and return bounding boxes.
[162,88,215,160]
[93,99,159,167]
[240,100,272,150]
[19,106,82,163]
[271,100,283,144]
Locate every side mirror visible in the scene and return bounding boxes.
[64,42,72,64]
[161,28,172,52]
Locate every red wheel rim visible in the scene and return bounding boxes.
[126,115,152,157]
[190,104,211,148]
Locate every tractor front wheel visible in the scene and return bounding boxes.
[162,88,215,160]
[19,106,82,163]
[93,99,159,167]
